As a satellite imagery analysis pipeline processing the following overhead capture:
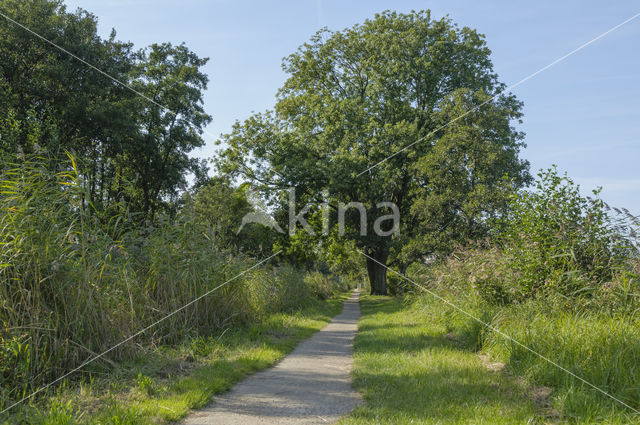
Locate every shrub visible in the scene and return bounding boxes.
[405,167,640,420]
[304,271,350,300]
[497,167,630,299]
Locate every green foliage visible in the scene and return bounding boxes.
[0,0,211,221]
[415,168,639,306]
[186,336,223,359]
[0,156,349,411]
[412,212,640,424]
[385,272,411,296]
[319,238,367,285]
[0,0,134,158]
[10,295,346,424]
[0,155,124,398]
[191,179,275,255]
[415,283,640,422]
[136,374,156,396]
[34,400,75,425]
[126,42,212,219]
[483,304,640,420]
[498,167,628,299]
[408,88,529,257]
[303,271,350,300]
[219,10,529,293]
[96,402,143,425]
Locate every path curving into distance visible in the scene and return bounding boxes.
[181,291,362,425]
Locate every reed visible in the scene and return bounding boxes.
[0,156,349,407]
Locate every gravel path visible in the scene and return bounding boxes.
[181,291,362,425]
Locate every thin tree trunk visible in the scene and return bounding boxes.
[366,249,389,295]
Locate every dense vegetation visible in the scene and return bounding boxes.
[397,168,640,422]
[9,293,348,424]
[0,0,213,222]
[0,1,354,421]
[0,155,351,415]
[341,169,639,424]
[1,1,639,424]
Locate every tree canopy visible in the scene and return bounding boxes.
[0,0,211,222]
[219,10,530,294]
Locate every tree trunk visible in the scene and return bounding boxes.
[366,250,389,295]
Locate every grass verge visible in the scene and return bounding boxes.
[413,248,640,423]
[426,294,640,424]
[340,296,539,425]
[7,294,348,425]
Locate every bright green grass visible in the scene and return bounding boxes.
[482,303,640,424]
[7,295,347,425]
[414,291,640,424]
[340,296,539,425]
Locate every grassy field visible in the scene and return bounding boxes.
[340,296,540,425]
[6,295,347,425]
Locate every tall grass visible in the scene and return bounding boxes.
[0,156,350,408]
[411,248,640,422]
[404,169,640,421]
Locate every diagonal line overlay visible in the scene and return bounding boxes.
[355,11,640,177]
[359,249,640,415]
[2,4,640,418]
[0,10,218,143]
[0,251,281,415]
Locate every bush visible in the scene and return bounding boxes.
[411,240,640,420]
[386,272,412,296]
[403,167,640,420]
[497,167,631,300]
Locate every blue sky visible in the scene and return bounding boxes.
[63,0,640,213]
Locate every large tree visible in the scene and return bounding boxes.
[0,0,211,221]
[0,0,136,163]
[125,42,212,220]
[219,10,530,294]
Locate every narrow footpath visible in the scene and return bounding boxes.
[181,291,362,425]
